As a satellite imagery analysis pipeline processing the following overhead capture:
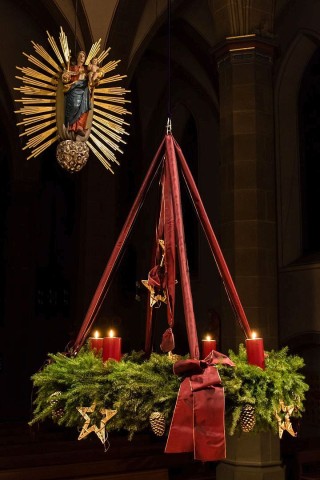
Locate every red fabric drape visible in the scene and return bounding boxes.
[166,135,199,359]
[145,138,197,357]
[163,158,176,328]
[145,162,176,356]
[144,238,157,356]
[73,138,165,353]
[74,133,252,356]
[165,354,235,461]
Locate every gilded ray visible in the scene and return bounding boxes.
[92,119,126,143]
[100,60,121,74]
[93,95,130,105]
[20,118,56,137]
[89,132,119,164]
[14,87,56,96]
[87,141,114,172]
[99,74,127,85]
[16,75,57,91]
[23,126,57,150]
[31,41,61,72]
[15,105,55,115]
[15,99,55,105]
[94,107,130,126]
[95,86,129,95]
[59,27,71,66]
[46,31,65,67]
[93,114,129,135]
[27,135,59,160]
[96,48,111,64]
[85,38,102,65]
[94,101,130,116]
[91,120,126,145]
[22,52,57,76]
[16,112,55,126]
[16,67,58,85]
[91,125,124,152]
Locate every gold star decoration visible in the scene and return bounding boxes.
[142,239,167,307]
[141,279,167,307]
[77,403,117,445]
[274,400,297,439]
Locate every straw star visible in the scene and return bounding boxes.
[274,401,297,439]
[141,279,167,307]
[77,402,117,444]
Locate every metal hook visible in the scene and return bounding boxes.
[166,117,172,135]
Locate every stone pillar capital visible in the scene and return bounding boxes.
[213,34,277,70]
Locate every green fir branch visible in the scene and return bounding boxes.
[30,345,309,438]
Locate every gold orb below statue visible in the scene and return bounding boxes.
[56,140,89,173]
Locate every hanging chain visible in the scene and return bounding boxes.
[167,0,172,132]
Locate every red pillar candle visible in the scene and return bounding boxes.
[89,331,103,354]
[103,329,122,362]
[201,335,217,359]
[245,332,265,369]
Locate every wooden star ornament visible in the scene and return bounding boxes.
[77,402,117,445]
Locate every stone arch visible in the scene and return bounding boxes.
[275,30,320,266]
[208,0,275,40]
[276,29,320,389]
[299,47,320,255]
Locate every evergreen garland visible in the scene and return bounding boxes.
[30,345,308,439]
[217,345,308,435]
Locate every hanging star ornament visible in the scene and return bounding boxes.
[77,403,117,445]
[142,239,167,307]
[14,27,130,173]
[141,279,167,307]
[274,400,297,439]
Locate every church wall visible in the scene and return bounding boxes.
[275,0,320,437]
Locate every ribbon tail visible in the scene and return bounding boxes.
[193,388,226,461]
[165,379,194,454]
[166,364,227,462]
[192,368,226,461]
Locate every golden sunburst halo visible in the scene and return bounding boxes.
[14,27,131,173]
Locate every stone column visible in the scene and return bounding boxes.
[216,433,284,480]
[215,35,284,480]
[215,35,278,352]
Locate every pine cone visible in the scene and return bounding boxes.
[240,404,256,432]
[149,411,166,436]
[48,391,64,421]
[52,407,64,421]
[48,391,62,407]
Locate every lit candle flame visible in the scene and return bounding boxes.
[108,329,115,338]
[94,330,100,339]
[251,331,257,339]
[205,334,212,341]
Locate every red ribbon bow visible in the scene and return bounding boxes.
[165,351,235,462]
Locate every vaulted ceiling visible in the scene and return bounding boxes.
[0,0,293,171]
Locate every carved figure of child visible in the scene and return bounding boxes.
[88,57,101,86]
